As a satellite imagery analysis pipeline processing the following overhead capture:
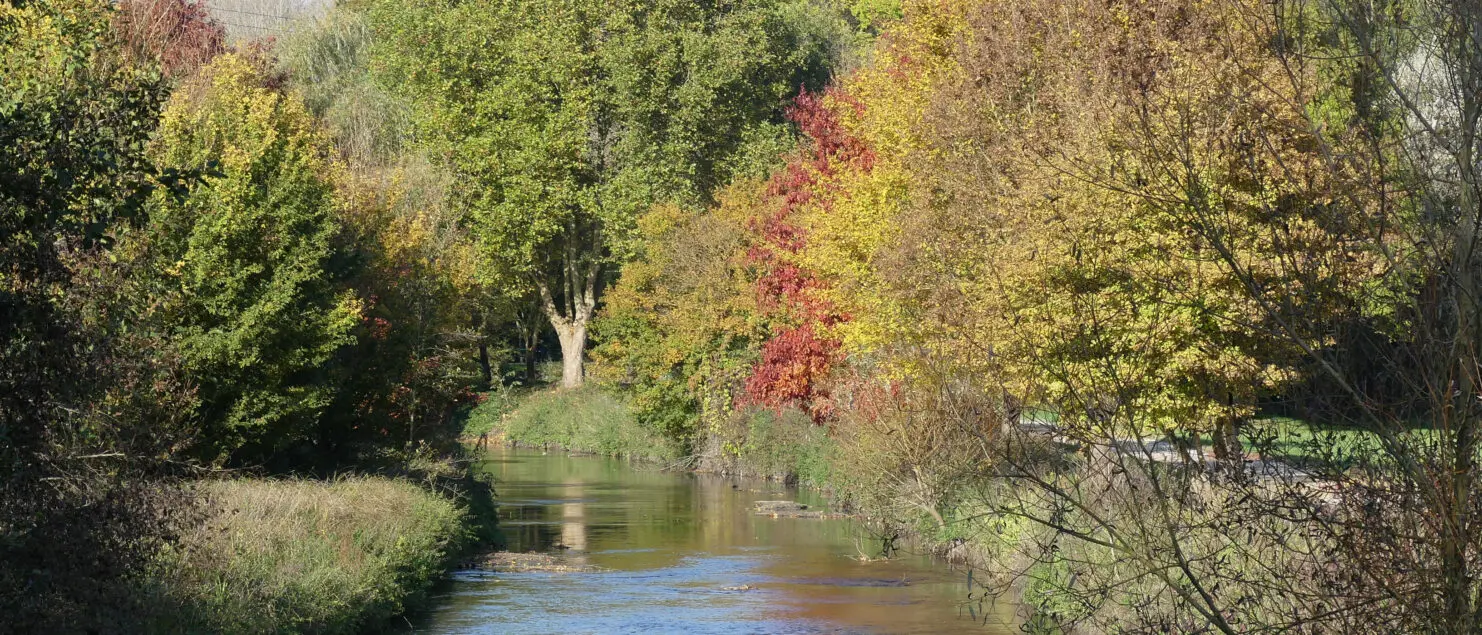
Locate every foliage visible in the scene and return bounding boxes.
[147,477,469,634]
[0,0,201,629]
[592,188,771,446]
[121,53,362,464]
[113,0,225,79]
[365,0,850,387]
[269,9,487,466]
[489,387,678,460]
[698,406,837,485]
[319,158,482,461]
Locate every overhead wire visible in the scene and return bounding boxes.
[217,20,282,34]
[203,4,293,20]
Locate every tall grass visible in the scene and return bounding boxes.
[696,407,838,485]
[148,477,468,634]
[469,386,679,460]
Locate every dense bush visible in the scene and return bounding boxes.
[479,387,677,461]
[697,407,837,485]
[0,0,199,628]
[117,52,362,464]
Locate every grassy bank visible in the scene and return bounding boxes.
[695,407,838,485]
[147,476,473,634]
[463,385,678,461]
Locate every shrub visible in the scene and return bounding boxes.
[493,387,677,460]
[698,406,837,485]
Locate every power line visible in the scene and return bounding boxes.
[205,4,294,20]
[218,20,281,34]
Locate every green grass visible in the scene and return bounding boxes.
[1240,417,1380,465]
[723,407,838,485]
[460,383,530,439]
[147,477,470,634]
[468,386,678,461]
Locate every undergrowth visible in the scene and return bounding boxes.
[146,476,470,634]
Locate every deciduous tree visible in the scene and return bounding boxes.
[366,0,841,388]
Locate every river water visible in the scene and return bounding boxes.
[418,448,1017,634]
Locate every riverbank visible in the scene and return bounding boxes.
[465,386,1086,629]
[462,385,680,461]
[143,475,495,634]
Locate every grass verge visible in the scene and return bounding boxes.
[147,476,471,634]
[464,385,678,461]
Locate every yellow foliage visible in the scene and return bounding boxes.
[797,0,1393,434]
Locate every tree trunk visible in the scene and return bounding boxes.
[477,341,492,386]
[1211,416,1242,463]
[554,321,587,389]
[536,251,599,390]
[473,309,493,386]
[524,346,537,385]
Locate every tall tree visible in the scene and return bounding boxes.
[119,53,362,463]
[366,0,842,387]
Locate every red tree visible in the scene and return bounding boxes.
[743,89,874,420]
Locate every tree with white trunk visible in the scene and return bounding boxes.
[365,0,847,387]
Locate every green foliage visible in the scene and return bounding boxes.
[366,0,843,263]
[488,387,678,460]
[0,1,202,628]
[364,0,854,387]
[123,53,361,463]
[148,477,469,634]
[835,0,901,32]
[718,407,837,485]
[592,190,772,447]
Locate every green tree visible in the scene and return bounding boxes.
[0,0,195,626]
[120,53,361,464]
[275,10,485,462]
[366,0,842,388]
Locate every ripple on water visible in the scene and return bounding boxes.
[415,448,1017,635]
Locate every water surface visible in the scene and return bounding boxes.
[419,448,1016,634]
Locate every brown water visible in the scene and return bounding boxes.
[417,448,1017,634]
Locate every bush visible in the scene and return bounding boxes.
[489,387,677,460]
[147,477,468,634]
[698,407,837,485]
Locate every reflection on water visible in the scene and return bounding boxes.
[416,448,1016,634]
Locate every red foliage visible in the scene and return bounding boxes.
[113,0,226,79]
[744,324,841,420]
[741,88,874,420]
[367,317,392,341]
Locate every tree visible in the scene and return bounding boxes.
[0,0,197,627]
[366,0,843,388]
[275,9,485,463]
[593,192,772,445]
[120,53,361,464]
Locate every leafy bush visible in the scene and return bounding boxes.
[126,52,361,464]
[491,387,677,460]
[699,407,837,485]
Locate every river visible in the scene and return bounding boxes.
[417,448,1017,634]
